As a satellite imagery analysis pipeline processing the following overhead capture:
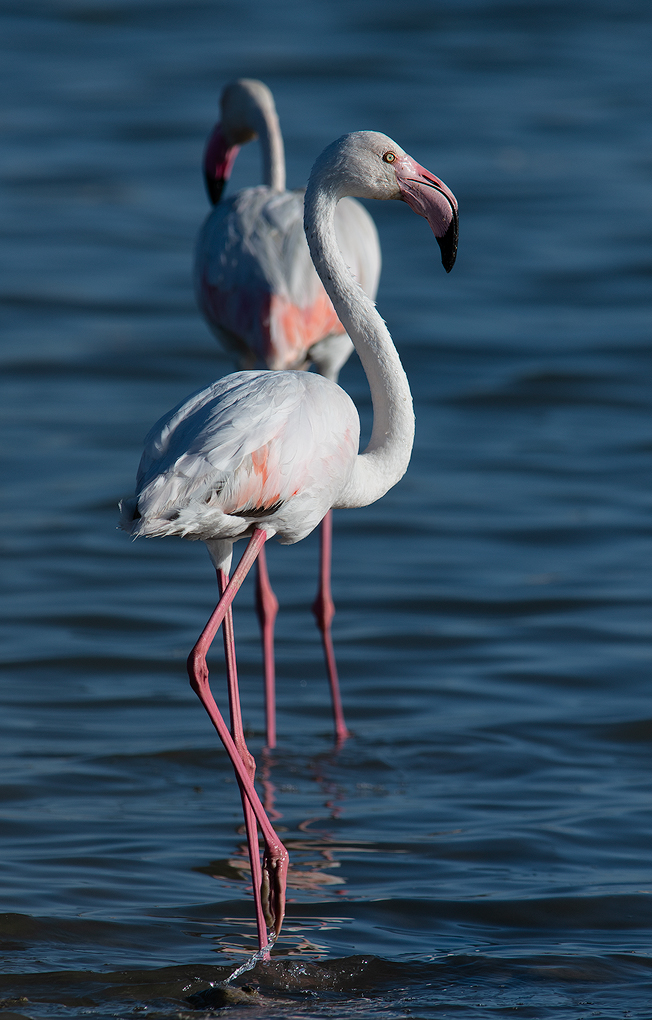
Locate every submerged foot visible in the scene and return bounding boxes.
[260,841,289,936]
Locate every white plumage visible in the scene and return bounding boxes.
[121,370,359,544]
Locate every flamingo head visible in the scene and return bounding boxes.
[316,131,458,273]
[203,80,280,205]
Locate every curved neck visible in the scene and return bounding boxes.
[251,104,285,192]
[304,182,415,508]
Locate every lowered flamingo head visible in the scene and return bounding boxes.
[203,79,281,205]
[311,130,458,272]
[202,124,241,205]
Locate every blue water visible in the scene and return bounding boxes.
[3,1,652,1016]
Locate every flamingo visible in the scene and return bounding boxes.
[194,79,382,747]
[121,130,458,949]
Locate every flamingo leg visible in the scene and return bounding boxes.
[187,529,288,936]
[255,546,279,749]
[217,567,268,952]
[311,510,349,743]
[260,745,282,822]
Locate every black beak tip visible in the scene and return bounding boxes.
[205,174,226,206]
[437,217,458,273]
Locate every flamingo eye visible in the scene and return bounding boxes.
[382,151,396,163]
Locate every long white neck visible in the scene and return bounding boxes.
[304,178,415,509]
[251,102,285,193]
[223,81,286,193]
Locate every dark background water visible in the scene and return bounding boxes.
[3,0,652,1017]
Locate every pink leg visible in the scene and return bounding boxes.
[217,568,267,952]
[260,745,282,822]
[255,546,278,749]
[187,530,288,935]
[311,510,349,743]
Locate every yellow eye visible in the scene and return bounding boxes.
[382,151,396,163]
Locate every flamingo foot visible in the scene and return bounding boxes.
[261,839,289,936]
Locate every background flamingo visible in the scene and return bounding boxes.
[121,129,457,949]
[194,78,382,746]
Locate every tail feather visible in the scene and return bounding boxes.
[118,497,140,535]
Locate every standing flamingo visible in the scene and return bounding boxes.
[121,130,458,949]
[195,79,382,746]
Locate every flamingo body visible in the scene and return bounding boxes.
[195,185,380,378]
[122,370,359,545]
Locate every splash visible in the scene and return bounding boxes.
[224,931,277,985]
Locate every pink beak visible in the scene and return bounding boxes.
[394,154,459,272]
[203,123,240,205]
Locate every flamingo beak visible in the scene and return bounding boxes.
[203,123,240,205]
[394,155,459,272]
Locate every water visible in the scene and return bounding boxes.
[2,0,652,1016]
